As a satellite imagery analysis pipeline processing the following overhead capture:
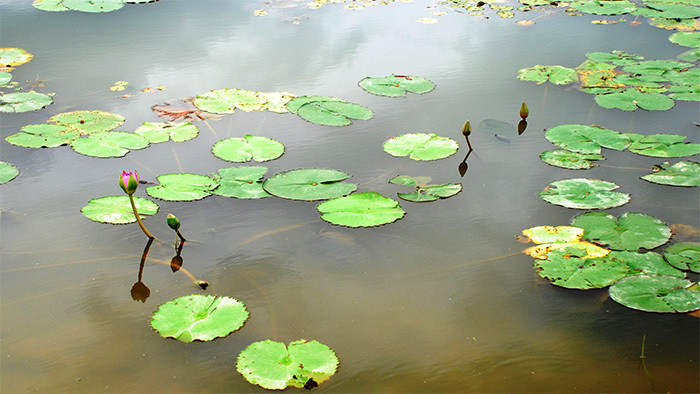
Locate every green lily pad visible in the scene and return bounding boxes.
[517,65,578,85]
[49,110,125,134]
[80,195,159,224]
[641,161,700,187]
[0,161,19,184]
[611,250,685,278]
[211,135,284,163]
[522,225,586,244]
[358,75,436,97]
[539,178,630,210]
[677,48,700,62]
[0,92,53,113]
[571,211,671,251]
[389,175,461,202]
[193,88,268,114]
[263,168,357,201]
[649,16,697,31]
[146,173,218,201]
[569,0,636,15]
[211,166,270,199]
[609,274,700,313]
[289,96,373,126]
[0,72,12,85]
[383,133,459,161]
[150,295,248,343]
[540,150,604,169]
[237,339,339,390]
[664,243,700,273]
[31,0,70,10]
[669,31,700,48]
[668,84,700,101]
[594,89,675,111]
[5,124,79,148]
[60,0,125,12]
[623,60,693,76]
[257,91,296,113]
[533,247,631,289]
[586,50,644,66]
[634,2,700,19]
[133,122,199,143]
[0,47,33,67]
[544,124,630,154]
[70,131,149,158]
[612,74,667,89]
[627,134,700,157]
[317,192,405,227]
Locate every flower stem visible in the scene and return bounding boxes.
[175,228,187,242]
[128,194,154,239]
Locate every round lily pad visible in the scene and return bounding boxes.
[0,92,53,113]
[609,274,700,313]
[586,50,643,66]
[594,89,675,111]
[263,168,357,201]
[517,65,578,85]
[383,133,459,161]
[49,110,125,134]
[212,135,284,163]
[358,75,436,97]
[5,124,79,148]
[668,85,700,102]
[146,173,218,201]
[0,48,33,67]
[237,339,339,390]
[534,247,630,289]
[70,131,149,158]
[211,166,270,199]
[627,134,700,158]
[150,295,248,343]
[32,0,71,11]
[0,72,12,85]
[257,91,296,113]
[664,243,700,273]
[669,32,700,48]
[0,161,19,184]
[539,178,630,210]
[641,161,700,187]
[634,2,700,19]
[540,149,604,169]
[60,0,125,12]
[571,212,671,251]
[389,175,461,202]
[610,250,684,278]
[81,195,159,224]
[623,60,693,76]
[569,0,637,15]
[545,124,630,154]
[294,99,373,126]
[133,122,199,143]
[193,88,267,114]
[317,192,406,227]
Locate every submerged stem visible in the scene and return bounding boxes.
[128,194,154,239]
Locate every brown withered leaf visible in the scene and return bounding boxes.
[152,97,223,122]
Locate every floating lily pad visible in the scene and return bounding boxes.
[193,88,268,114]
[540,150,604,169]
[81,195,159,224]
[317,192,406,227]
[49,110,125,134]
[288,96,373,126]
[544,124,630,154]
[669,31,700,49]
[577,68,621,89]
[663,68,700,86]
[664,243,700,273]
[641,161,700,187]
[522,225,585,244]
[668,84,700,101]
[211,166,270,199]
[31,0,71,11]
[257,91,297,113]
[60,0,125,12]
[150,295,248,343]
[383,133,459,161]
[263,168,357,201]
[648,17,698,31]
[594,89,675,111]
[677,47,700,62]
[609,274,700,313]
[623,60,693,76]
[146,173,218,201]
[389,175,461,202]
[612,74,667,89]
[0,72,12,85]
[627,134,700,157]
[237,339,339,390]
[586,50,643,66]
[634,2,700,19]
[358,75,436,97]
[611,250,685,278]
[569,0,637,15]
[517,65,578,85]
[5,124,79,148]
[571,211,671,251]
[211,135,284,163]
[0,92,53,113]
[534,247,631,289]
[539,178,630,210]
[133,122,199,143]
[0,161,19,184]
[521,225,611,260]
[70,131,149,158]
[0,48,33,67]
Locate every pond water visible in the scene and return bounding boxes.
[1,0,699,392]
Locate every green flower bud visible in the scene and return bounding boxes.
[166,213,181,230]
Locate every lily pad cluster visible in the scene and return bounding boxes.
[521,214,700,313]
[518,50,699,111]
[193,89,296,114]
[32,0,159,13]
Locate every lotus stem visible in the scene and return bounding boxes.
[128,194,154,239]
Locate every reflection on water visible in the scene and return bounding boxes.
[1,0,699,392]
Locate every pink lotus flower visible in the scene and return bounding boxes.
[119,171,139,195]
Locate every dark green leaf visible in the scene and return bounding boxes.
[641,161,700,187]
[609,274,700,313]
[664,243,700,273]
[571,212,671,251]
[263,168,357,201]
[146,173,218,201]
